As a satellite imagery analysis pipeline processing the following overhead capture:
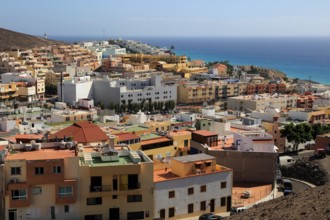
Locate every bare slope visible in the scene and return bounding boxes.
[228,184,330,220]
[0,27,61,50]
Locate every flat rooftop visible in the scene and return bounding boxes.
[125,125,148,132]
[173,154,214,163]
[6,149,76,161]
[140,133,161,141]
[89,156,141,166]
[154,164,231,183]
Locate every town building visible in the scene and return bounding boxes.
[153,154,232,219]
[49,121,109,145]
[1,73,45,100]
[47,108,97,124]
[59,74,177,107]
[4,146,79,220]
[78,144,154,220]
[227,93,297,112]
[288,108,326,124]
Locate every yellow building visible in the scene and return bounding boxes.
[4,148,79,220]
[78,145,154,220]
[144,120,171,133]
[167,130,191,156]
[45,72,71,85]
[177,81,217,104]
[0,83,18,104]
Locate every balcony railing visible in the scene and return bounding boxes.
[89,183,141,192]
[89,185,113,192]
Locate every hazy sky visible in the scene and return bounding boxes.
[1,0,330,37]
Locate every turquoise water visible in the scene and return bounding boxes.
[53,36,330,84]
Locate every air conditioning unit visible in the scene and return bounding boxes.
[10,178,18,183]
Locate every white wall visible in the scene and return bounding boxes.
[154,171,232,219]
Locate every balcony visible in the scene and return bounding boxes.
[7,182,30,208]
[90,185,113,192]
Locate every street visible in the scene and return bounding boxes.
[290,179,311,193]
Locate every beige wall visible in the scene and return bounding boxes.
[78,158,154,220]
[208,150,277,184]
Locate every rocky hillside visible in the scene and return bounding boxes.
[0,27,61,51]
[228,183,330,220]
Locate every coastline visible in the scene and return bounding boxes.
[52,36,330,85]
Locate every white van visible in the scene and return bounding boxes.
[279,156,295,166]
[231,206,247,215]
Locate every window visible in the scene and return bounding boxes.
[58,186,73,197]
[200,185,207,192]
[85,214,102,220]
[205,161,212,167]
[32,187,42,195]
[168,190,175,198]
[11,167,21,175]
[64,205,69,213]
[200,201,206,211]
[66,117,70,121]
[127,211,144,220]
[188,187,194,195]
[11,189,27,200]
[188,203,194,213]
[112,195,117,199]
[127,194,142,203]
[221,197,226,206]
[53,166,61,174]
[168,207,175,218]
[221,181,227,189]
[86,197,102,205]
[35,167,44,175]
[184,139,189,147]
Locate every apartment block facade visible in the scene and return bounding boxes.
[4,149,79,220]
[59,75,177,107]
[153,154,232,219]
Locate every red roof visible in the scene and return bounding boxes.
[15,134,43,140]
[116,132,139,141]
[0,146,5,151]
[50,121,108,144]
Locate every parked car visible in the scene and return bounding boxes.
[241,191,251,199]
[282,178,294,196]
[199,213,223,220]
[314,148,327,159]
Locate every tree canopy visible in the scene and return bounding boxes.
[280,123,313,151]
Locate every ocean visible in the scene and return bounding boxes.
[52,36,330,85]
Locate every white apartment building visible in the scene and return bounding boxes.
[153,154,232,219]
[59,74,177,107]
[233,130,276,152]
[227,93,297,112]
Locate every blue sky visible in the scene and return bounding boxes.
[1,0,330,37]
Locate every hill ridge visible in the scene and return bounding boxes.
[0,27,62,51]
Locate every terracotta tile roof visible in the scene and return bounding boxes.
[141,137,172,146]
[192,130,217,137]
[168,130,191,136]
[5,149,75,160]
[15,134,43,140]
[49,121,108,144]
[115,132,139,141]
